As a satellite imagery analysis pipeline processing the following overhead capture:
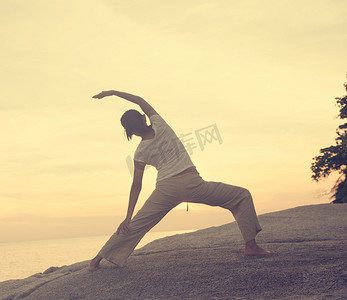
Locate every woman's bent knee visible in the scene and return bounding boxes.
[241,188,252,199]
[222,187,253,211]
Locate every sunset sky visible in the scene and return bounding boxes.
[1,0,347,242]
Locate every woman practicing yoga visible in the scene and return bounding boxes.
[88,90,275,271]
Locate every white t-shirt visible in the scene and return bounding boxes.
[134,114,195,182]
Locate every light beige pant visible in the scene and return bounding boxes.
[98,171,262,266]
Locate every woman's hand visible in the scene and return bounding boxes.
[92,90,115,99]
[116,217,131,235]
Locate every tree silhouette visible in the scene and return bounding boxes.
[311,79,347,203]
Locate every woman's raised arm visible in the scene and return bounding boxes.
[93,90,158,118]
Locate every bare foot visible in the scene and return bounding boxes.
[244,240,277,256]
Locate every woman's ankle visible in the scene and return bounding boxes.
[245,239,257,249]
[91,254,103,265]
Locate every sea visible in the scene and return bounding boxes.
[0,230,194,282]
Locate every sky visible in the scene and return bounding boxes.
[1,0,347,242]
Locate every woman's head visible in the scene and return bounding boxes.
[120,109,151,141]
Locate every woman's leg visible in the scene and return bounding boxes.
[89,187,180,270]
[183,174,275,255]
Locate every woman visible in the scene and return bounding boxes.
[88,90,275,271]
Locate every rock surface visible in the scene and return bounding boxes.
[1,203,347,299]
